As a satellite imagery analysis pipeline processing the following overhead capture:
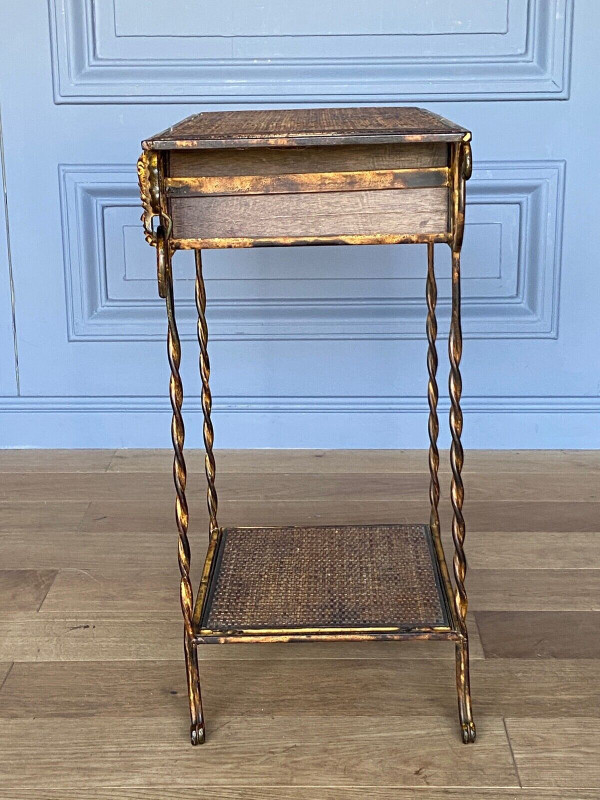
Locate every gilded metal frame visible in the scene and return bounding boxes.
[137,134,475,746]
[193,521,457,645]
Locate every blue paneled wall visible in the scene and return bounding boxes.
[1,0,599,448]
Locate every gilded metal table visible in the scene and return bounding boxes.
[137,106,475,746]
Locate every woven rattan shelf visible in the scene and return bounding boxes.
[194,524,458,643]
[138,106,476,747]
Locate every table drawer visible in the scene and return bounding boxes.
[170,187,448,243]
[166,143,451,247]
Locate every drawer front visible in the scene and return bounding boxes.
[166,143,451,247]
[170,188,449,242]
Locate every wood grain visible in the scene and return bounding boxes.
[0,716,516,789]
[0,791,594,800]
[0,449,113,472]
[1,658,596,720]
[506,718,600,789]
[3,528,596,576]
[171,187,449,240]
[466,531,600,569]
[476,611,600,658]
[0,569,57,614]
[0,531,178,570]
[166,167,448,198]
[3,471,600,503]
[106,448,600,474]
[78,498,600,535]
[145,106,469,149]
[39,568,180,614]
[0,664,11,692]
[0,617,482,662]
[469,569,600,610]
[0,471,431,503]
[5,448,600,475]
[0,501,88,532]
[169,143,448,177]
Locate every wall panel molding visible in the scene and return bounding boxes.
[2,394,600,414]
[58,160,565,343]
[49,0,573,102]
[0,103,19,396]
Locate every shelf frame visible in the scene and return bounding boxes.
[192,523,461,645]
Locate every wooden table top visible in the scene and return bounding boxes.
[143,106,470,150]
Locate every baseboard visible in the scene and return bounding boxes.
[0,395,599,448]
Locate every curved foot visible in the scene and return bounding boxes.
[460,719,476,744]
[191,722,205,745]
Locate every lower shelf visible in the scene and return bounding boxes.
[194,523,459,644]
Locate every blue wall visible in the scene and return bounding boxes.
[1,0,598,448]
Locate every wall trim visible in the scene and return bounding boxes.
[49,0,573,102]
[1,395,599,415]
[2,394,600,449]
[58,160,565,342]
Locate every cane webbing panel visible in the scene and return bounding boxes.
[201,524,450,632]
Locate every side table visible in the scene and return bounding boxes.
[137,106,475,745]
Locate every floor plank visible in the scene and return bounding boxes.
[469,569,600,610]
[3,529,597,577]
[78,499,600,534]
[0,664,11,691]
[41,565,600,619]
[4,470,600,503]
[0,569,57,614]
[467,532,600,569]
[507,718,600,789]
[476,611,600,658]
[39,568,179,614]
[0,501,89,532]
[108,448,600,474]
[0,449,114,472]
[0,790,596,800]
[0,618,483,661]
[0,659,597,720]
[0,715,518,789]
[0,531,178,570]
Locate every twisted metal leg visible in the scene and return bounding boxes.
[162,234,205,745]
[426,243,441,539]
[456,638,474,743]
[426,243,457,617]
[195,250,218,537]
[449,246,475,743]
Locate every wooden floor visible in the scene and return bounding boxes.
[0,449,599,799]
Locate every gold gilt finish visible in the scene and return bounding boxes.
[138,107,474,747]
[194,250,218,536]
[449,140,475,743]
[172,232,451,251]
[164,166,450,197]
[136,150,160,246]
[197,524,454,644]
[161,234,204,745]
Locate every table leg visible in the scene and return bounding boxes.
[426,243,441,544]
[427,243,456,606]
[195,250,219,536]
[449,242,476,744]
[161,230,205,745]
